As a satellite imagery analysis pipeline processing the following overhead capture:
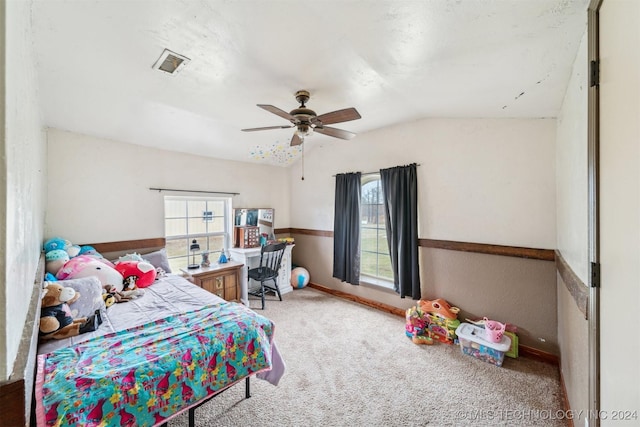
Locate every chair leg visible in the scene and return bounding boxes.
[260,281,265,310]
[274,278,282,301]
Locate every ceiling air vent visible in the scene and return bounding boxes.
[152,49,190,74]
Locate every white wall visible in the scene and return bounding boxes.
[599,0,640,420]
[290,118,557,249]
[555,26,589,419]
[1,0,47,381]
[556,29,589,283]
[45,129,290,244]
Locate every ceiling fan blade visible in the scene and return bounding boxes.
[242,125,294,132]
[290,133,303,146]
[258,104,296,122]
[314,126,356,140]
[315,107,361,126]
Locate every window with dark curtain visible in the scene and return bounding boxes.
[333,172,361,285]
[380,164,421,299]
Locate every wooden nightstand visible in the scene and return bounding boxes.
[181,261,243,302]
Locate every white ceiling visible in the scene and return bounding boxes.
[31,0,589,166]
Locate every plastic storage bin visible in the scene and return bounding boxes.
[455,323,512,367]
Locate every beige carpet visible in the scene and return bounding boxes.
[172,288,566,427]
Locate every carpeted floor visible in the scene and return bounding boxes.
[171,288,566,426]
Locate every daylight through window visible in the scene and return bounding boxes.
[360,175,393,287]
[164,196,232,272]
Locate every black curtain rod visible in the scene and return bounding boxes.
[333,164,421,177]
[149,187,239,196]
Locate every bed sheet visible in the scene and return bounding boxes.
[35,274,285,427]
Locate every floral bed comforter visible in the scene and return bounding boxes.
[35,277,278,427]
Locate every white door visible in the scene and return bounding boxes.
[598,0,640,422]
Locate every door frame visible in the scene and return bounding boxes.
[587,1,602,425]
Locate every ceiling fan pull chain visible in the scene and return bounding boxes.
[301,142,305,181]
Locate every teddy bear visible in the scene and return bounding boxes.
[39,282,102,340]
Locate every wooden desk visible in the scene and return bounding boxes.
[181,261,243,302]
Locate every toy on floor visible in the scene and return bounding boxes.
[465,317,519,358]
[455,323,511,367]
[483,317,506,343]
[418,298,461,344]
[291,267,310,289]
[405,306,433,345]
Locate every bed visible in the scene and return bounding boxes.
[33,239,285,427]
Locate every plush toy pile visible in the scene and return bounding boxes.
[41,237,165,341]
[43,237,156,300]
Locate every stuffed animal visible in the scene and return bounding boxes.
[102,285,131,305]
[45,249,70,276]
[155,267,167,279]
[78,245,109,261]
[102,292,116,308]
[39,283,102,340]
[65,244,81,258]
[57,255,125,291]
[117,253,144,263]
[115,261,157,288]
[102,284,142,304]
[123,288,145,299]
[43,237,68,253]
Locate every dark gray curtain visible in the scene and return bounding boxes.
[380,164,420,299]
[333,172,361,285]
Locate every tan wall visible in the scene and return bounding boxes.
[557,274,589,422]
[290,234,410,309]
[421,248,557,353]
[291,233,558,353]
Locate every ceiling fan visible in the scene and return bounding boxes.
[241,90,361,146]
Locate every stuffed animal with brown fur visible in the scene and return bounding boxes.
[39,282,101,340]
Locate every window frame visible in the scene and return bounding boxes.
[163,195,233,271]
[359,174,394,289]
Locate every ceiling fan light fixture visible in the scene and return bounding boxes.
[242,90,361,146]
[296,124,313,138]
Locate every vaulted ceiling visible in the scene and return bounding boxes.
[31,0,589,166]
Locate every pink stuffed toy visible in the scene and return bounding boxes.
[57,255,125,291]
[115,261,157,288]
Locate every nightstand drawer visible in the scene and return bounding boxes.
[181,262,243,303]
